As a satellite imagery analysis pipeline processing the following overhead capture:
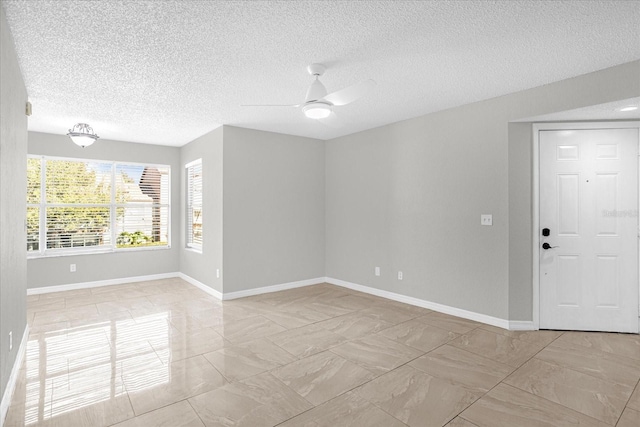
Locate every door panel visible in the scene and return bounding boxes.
[540,128,638,332]
[556,255,580,306]
[557,174,579,235]
[595,173,618,236]
[595,255,618,308]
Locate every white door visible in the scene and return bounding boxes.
[539,128,638,332]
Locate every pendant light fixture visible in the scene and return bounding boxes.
[67,123,99,148]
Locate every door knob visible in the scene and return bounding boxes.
[542,242,558,250]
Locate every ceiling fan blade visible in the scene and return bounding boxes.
[321,79,376,106]
[240,103,301,107]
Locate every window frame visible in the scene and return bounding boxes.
[185,158,203,252]
[27,155,171,258]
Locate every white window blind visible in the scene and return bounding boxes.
[186,159,202,250]
[27,156,170,256]
[115,164,170,248]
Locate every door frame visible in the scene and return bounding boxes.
[532,121,640,331]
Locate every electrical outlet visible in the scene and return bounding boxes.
[9,331,12,351]
[216,269,220,279]
[398,271,403,280]
[70,264,76,272]
[481,214,493,226]
[375,267,380,276]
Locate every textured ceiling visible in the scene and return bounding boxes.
[515,97,640,123]
[3,1,640,146]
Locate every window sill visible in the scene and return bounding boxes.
[27,245,171,259]
[184,246,203,254]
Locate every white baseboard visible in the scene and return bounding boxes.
[1,325,29,427]
[26,272,180,295]
[178,273,223,300]
[508,321,536,331]
[24,272,535,332]
[221,277,325,300]
[325,277,532,331]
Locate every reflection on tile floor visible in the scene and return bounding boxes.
[5,278,640,426]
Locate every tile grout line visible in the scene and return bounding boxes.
[264,310,439,424]
[311,345,449,427]
[409,327,565,425]
[493,331,631,426]
[186,397,207,427]
[521,330,640,387]
[618,374,640,423]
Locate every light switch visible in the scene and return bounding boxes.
[481,214,493,226]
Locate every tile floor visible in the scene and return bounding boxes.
[4,278,640,426]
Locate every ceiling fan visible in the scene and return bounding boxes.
[241,63,376,119]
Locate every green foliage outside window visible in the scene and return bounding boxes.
[116,231,164,247]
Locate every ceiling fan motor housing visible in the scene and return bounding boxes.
[305,78,328,103]
[305,63,329,103]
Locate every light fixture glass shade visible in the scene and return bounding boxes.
[303,102,332,119]
[67,123,99,148]
[69,134,97,147]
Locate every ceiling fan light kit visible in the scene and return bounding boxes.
[303,102,332,119]
[242,63,375,120]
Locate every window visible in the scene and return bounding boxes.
[185,159,202,251]
[27,156,170,256]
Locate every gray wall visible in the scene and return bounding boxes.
[27,132,181,288]
[0,5,28,402]
[326,60,640,321]
[508,123,534,321]
[180,127,223,293]
[222,126,325,292]
[326,105,511,318]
